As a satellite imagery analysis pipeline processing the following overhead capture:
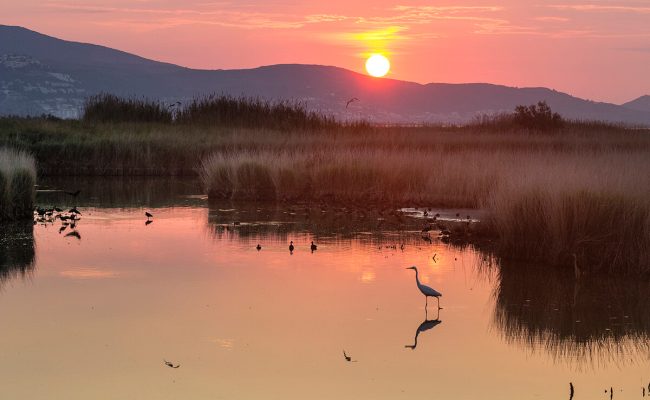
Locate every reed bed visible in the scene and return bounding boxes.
[200,146,650,275]
[175,95,340,130]
[0,148,36,220]
[1,111,648,274]
[83,93,173,123]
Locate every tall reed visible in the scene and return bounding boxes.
[83,93,173,123]
[0,148,36,220]
[200,147,650,275]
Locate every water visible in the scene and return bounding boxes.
[1,178,648,399]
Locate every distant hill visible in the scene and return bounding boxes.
[622,95,650,113]
[2,25,650,125]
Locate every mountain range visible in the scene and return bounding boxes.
[1,25,649,125]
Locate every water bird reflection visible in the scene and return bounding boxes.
[65,231,81,240]
[405,307,442,350]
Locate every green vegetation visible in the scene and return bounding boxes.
[82,93,343,130]
[83,93,173,123]
[0,96,648,274]
[175,95,339,130]
[0,148,36,220]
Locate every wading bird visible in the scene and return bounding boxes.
[406,266,442,309]
[164,359,180,368]
[289,241,294,253]
[310,241,317,252]
[145,211,153,220]
[256,244,262,251]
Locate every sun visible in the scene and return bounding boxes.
[365,54,390,78]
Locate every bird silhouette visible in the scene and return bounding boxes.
[59,225,67,234]
[346,97,359,108]
[256,244,262,251]
[289,241,294,253]
[405,308,442,350]
[145,220,153,226]
[406,266,442,309]
[145,211,153,220]
[310,241,317,252]
[342,350,356,362]
[69,207,82,215]
[163,359,180,368]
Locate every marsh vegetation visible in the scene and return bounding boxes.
[0,148,36,220]
[1,95,648,274]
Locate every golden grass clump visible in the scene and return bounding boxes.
[486,151,650,275]
[0,148,36,220]
[201,144,650,275]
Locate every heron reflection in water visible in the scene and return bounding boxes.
[405,307,442,350]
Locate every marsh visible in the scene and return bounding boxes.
[0,178,647,399]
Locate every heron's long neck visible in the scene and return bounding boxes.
[414,269,421,286]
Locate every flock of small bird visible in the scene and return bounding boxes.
[34,190,157,240]
[33,205,84,239]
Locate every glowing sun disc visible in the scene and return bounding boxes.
[365,54,390,77]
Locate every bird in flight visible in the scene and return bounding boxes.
[164,359,180,368]
[346,98,359,108]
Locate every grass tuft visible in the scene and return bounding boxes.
[0,148,36,220]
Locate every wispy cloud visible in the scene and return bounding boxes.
[548,4,650,13]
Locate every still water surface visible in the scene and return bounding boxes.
[1,178,648,399]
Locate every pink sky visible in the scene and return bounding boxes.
[4,0,650,103]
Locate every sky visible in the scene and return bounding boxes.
[4,0,650,103]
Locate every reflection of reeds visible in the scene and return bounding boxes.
[205,200,483,248]
[0,221,35,287]
[36,177,203,209]
[492,261,650,369]
[0,148,36,220]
